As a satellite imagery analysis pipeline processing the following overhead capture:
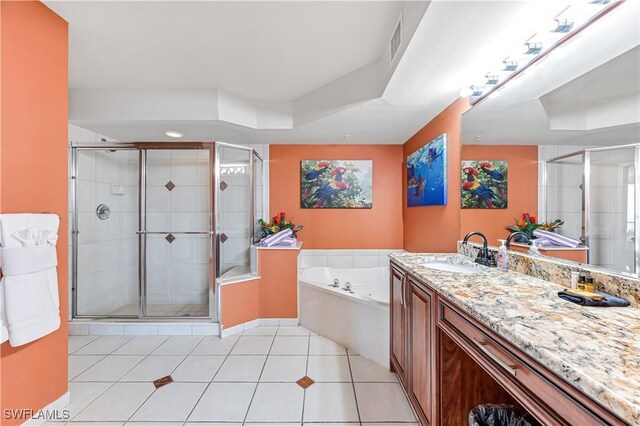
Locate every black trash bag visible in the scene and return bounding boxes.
[468,404,541,426]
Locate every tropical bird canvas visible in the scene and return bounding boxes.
[460,160,508,209]
[407,134,448,207]
[300,160,372,208]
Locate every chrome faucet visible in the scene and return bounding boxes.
[506,232,530,250]
[330,279,340,288]
[463,231,495,267]
[343,281,352,292]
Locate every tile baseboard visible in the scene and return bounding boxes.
[69,321,220,337]
[221,318,299,337]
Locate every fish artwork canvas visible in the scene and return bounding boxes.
[300,160,373,209]
[406,134,447,207]
[460,160,508,209]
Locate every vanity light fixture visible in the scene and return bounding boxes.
[164,130,183,138]
[465,0,623,106]
[220,163,247,175]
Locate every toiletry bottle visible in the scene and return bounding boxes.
[528,239,541,256]
[570,271,580,289]
[577,275,587,290]
[496,239,509,271]
[583,277,596,292]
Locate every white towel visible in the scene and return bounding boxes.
[0,214,60,346]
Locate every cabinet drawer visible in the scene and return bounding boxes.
[438,300,623,426]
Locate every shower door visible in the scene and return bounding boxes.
[141,147,214,318]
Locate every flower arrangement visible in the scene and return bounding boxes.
[258,211,303,237]
[506,213,564,240]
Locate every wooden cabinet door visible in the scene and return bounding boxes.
[390,265,407,384]
[408,279,434,425]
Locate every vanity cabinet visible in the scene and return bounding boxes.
[390,264,407,387]
[389,261,627,426]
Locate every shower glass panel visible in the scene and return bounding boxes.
[545,153,585,242]
[589,148,636,273]
[253,151,266,243]
[74,148,139,317]
[142,148,212,317]
[217,144,252,278]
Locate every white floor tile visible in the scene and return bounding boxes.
[277,326,310,336]
[121,355,185,382]
[245,383,304,422]
[151,336,204,355]
[213,355,266,382]
[191,335,239,355]
[130,382,207,422]
[260,356,307,382]
[126,423,183,426]
[303,383,359,422]
[66,381,113,419]
[74,383,155,421]
[69,336,99,354]
[74,336,133,355]
[230,335,273,355]
[185,423,242,426]
[270,336,309,355]
[307,356,351,382]
[188,382,256,422]
[309,335,347,355]
[74,355,145,382]
[69,355,105,381]
[355,382,416,422]
[349,355,397,382]
[63,423,124,426]
[243,326,278,335]
[113,336,169,355]
[172,355,225,382]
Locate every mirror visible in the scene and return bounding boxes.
[461,9,640,276]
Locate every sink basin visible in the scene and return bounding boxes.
[421,262,480,274]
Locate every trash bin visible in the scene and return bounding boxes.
[468,404,541,426]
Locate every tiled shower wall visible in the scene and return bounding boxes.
[145,149,211,306]
[74,147,139,315]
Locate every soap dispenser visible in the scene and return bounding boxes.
[496,239,509,271]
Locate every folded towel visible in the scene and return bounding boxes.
[260,228,294,247]
[558,290,630,307]
[0,214,61,346]
[533,229,581,248]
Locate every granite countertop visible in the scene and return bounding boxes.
[389,252,640,424]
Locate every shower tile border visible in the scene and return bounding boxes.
[69,321,220,337]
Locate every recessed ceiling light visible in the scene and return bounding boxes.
[164,130,183,138]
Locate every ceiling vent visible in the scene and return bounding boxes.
[390,16,402,63]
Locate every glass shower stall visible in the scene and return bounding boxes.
[543,144,640,275]
[70,141,264,321]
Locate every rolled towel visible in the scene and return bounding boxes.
[260,228,293,247]
[558,290,630,307]
[533,229,581,248]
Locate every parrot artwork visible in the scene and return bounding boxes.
[313,167,349,208]
[303,161,331,198]
[477,161,506,198]
[462,180,496,209]
[462,166,478,182]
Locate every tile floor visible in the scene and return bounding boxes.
[107,303,209,317]
[55,326,417,425]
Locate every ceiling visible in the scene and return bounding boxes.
[45,0,638,144]
[462,0,640,147]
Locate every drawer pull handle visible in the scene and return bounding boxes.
[476,340,518,376]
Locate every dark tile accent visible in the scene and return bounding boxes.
[296,376,315,389]
[220,233,228,243]
[165,233,176,243]
[165,181,176,191]
[153,375,173,389]
[220,181,228,191]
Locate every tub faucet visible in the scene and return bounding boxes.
[330,279,340,288]
[463,231,495,267]
[343,281,352,292]
[506,232,530,250]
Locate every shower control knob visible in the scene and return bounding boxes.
[330,279,340,288]
[96,204,111,220]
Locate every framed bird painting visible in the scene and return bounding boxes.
[460,160,508,209]
[300,160,373,208]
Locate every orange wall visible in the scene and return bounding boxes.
[220,279,260,329]
[460,145,538,246]
[269,145,403,249]
[403,99,470,252]
[0,2,69,423]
